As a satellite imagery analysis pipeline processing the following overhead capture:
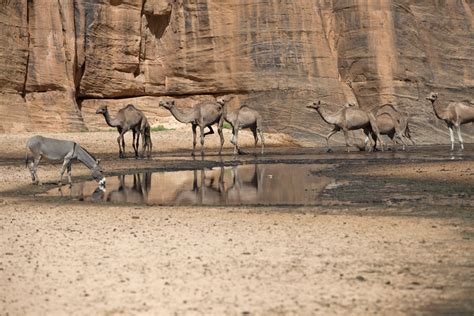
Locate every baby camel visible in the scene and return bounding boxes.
[426,92,474,150]
[225,105,265,155]
[306,101,384,152]
[159,96,231,156]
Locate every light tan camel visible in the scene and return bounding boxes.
[225,105,265,155]
[306,101,385,152]
[347,103,414,150]
[96,104,150,158]
[159,96,231,156]
[426,92,474,150]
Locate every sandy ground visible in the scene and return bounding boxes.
[1,132,473,315]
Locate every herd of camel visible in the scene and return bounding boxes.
[25,91,473,187]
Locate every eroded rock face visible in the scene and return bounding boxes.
[0,0,472,144]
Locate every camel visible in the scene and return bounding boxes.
[141,119,153,158]
[426,92,474,150]
[372,113,414,150]
[96,104,150,158]
[159,96,231,156]
[225,104,265,155]
[306,101,385,152]
[347,103,414,150]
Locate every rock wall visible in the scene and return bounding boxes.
[0,0,473,144]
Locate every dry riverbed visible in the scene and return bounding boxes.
[0,132,473,315]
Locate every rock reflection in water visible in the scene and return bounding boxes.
[45,164,333,206]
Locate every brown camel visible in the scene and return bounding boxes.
[159,96,231,156]
[96,104,150,158]
[426,92,474,150]
[306,101,385,152]
[347,103,414,150]
[372,113,414,150]
[225,104,265,155]
[141,119,153,158]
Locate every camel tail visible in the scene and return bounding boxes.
[256,115,264,132]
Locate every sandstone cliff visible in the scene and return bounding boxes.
[1,0,473,144]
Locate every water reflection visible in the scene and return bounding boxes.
[107,173,152,204]
[46,164,333,206]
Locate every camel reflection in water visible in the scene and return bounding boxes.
[106,173,152,204]
[50,163,334,205]
[174,164,265,205]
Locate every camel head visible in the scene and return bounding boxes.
[426,92,438,102]
[217,95,233,105]
[306,100,321,110]
[343,102,357,108]
[95,105,108,115]
[159,100,175,109]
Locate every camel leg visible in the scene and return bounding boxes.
[456,125,464,150]
[363,128,374,151]
[132,130,138,158]
[394,128,408,151]
[191,124,197,156]
[369,131,377,152]
[259,129,265,154]
[367,113,384,152]
[200,125,205,156]
[117,130,127,159]
[325,127,339,152]
[116,135,123,158]
[148,134,153,158]
[140,130,146,158]
[135,130,141,158]
[342,129,351,152]
[251,126,258,154]
[233,127,242,155]
[121,133,127,158]
[231,128,237,155]
[204,126,215,137]
[448,125,455,151]
[217,125,224,155]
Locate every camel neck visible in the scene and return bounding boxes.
[224,110,237,126]
[431,100,447,121]
[168,106,194,124]
[102,110,120,127]
[316,106,339,125]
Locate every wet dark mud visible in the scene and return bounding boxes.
[7,145,470,213]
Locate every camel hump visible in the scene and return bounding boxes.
[239,104,249,109]
[125,104,137,110]
[372,103,399,116]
